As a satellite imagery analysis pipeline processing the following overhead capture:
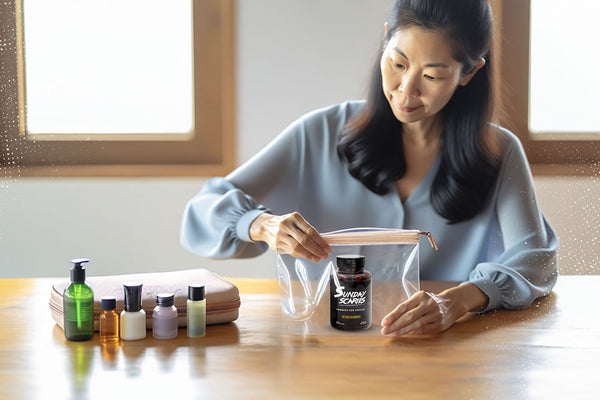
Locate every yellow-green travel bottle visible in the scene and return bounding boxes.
[187,284,206,338]
[63,258,94,341]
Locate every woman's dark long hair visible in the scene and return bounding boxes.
[338,0,500,223]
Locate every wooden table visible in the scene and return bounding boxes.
[0,276,599,400]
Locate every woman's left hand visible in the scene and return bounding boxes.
[380,291,457,336]
[380,283,488,337]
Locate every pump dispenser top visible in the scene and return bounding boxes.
[70,258,89,283]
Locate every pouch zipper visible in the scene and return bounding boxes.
[322,227,438,250]
[418,231,439,251]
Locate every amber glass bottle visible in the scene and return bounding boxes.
[99,297,119,343]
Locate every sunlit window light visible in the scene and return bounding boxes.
[22,0,194,135]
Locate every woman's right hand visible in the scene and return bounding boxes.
[249,212,331,262]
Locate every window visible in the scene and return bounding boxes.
[529,0,600,136]
[0,0,235,176]
[495,0,600,170]
[23,0,194,136]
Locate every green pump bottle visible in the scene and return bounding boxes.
[63,258,94,341]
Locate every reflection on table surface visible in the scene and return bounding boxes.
[0,276,599,400]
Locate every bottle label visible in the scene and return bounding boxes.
[330,274,371,331]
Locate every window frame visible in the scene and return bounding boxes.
[494,0,600,174]
[1,0,235,177]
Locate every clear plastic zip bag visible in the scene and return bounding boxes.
[276,227,438,336]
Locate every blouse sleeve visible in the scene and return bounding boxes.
[467,134,559,312]
[180,177,271,259]
[180,108,315,259]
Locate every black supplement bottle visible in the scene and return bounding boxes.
[330,254,371,331]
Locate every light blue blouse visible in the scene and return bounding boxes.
[181,101,558,313]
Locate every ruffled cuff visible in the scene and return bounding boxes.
[463,278,502,314]
[236,209,268,242]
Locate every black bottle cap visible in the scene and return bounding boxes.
[69,258,89,284]
[156,293,175,307]
[101,296,117,310]
[188,284,205,301]
[336,254,365,273]
[123,283,143,312]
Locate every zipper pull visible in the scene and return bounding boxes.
[419,231,439,251]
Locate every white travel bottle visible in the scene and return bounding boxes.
[120,283,146,340]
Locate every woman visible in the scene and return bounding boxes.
[181,0,558,336]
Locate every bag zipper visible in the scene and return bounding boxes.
[418,231,439,251]
[321,227,438,250]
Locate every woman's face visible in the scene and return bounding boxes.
[380,26,478,125]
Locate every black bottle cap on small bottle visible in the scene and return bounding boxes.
[156,293,175,307]
[336,254,365,273]
[123,283,143,312]
[69,258,90,283]
[101,296,117,310]
[188,284,205,301]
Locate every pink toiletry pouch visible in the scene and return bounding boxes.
[49,268,240,331]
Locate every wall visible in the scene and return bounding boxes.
[235,0,391,163]
[0,177,280,278]
[534,176,600,275]
[1,1,598,278]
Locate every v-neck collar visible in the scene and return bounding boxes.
[395,154,441,206]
